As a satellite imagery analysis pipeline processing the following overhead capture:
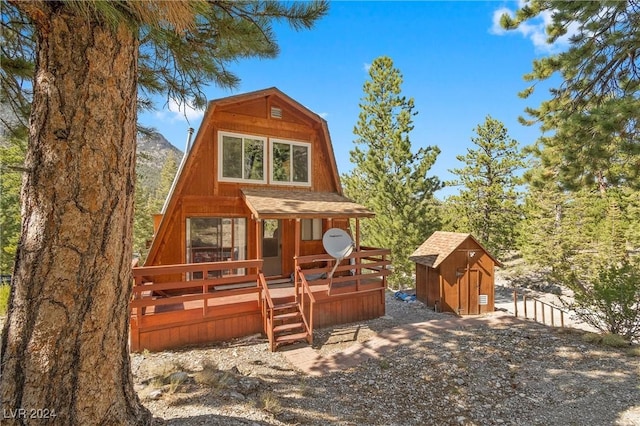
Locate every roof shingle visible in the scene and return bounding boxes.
[409,231,471,268]
[241,189,374,219]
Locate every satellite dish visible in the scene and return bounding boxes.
[323,228,354,259]
[322,228,355,285]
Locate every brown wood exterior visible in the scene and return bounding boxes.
[412,233,500,315]
[133,88,390,352]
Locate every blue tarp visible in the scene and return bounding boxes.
[394,291,416,302]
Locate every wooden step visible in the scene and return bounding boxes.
[273,302,298,311]
[273,322,304,334]
[273,311,301,321]
[275,331,309,344]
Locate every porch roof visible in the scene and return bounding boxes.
[241,189,374,219]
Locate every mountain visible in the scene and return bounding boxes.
[136,132,183,196]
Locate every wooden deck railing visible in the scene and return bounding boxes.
[257,272,275,344]
[513,289,567,328]
[296,266,316,345]
[294,247,391,296]
[131,259,264,317]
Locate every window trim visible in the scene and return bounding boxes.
[269,138,312,187]
[218,131,267,184]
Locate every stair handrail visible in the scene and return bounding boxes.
[258,272,275,347]
[296,266,316,345]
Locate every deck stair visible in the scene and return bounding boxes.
[259,273,312,351]
[268,300,310,351]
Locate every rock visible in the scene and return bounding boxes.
[167,371,189,385]
[237,377,261,394]
[148,389,163,400]
[228,391,245,400]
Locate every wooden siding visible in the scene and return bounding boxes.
[132,304,263,352]
[132,288,385,352]
[312,289,385,329]
[416,263,427,303]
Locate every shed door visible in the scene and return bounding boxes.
[457,268,481,315]
[467,270,480,315]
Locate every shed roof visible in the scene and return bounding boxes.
[409,231,502,268]
[241,189,374,219]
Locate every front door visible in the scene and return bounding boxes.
[262,219,282,276]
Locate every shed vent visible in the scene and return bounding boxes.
[270,107,282,119]
[479,294,488,305]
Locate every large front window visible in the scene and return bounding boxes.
[218,131,311,186]
[271,139,310,186]
[186,217,247,278]
[219,132,266,183]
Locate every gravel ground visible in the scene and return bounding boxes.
[1,268,637,425]
[132,290,640,426]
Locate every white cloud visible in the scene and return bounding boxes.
[490,4,575,54]
[489,7,512,36]
[318,112,329,119]
[155,98,205,123]
[363,62,371,73]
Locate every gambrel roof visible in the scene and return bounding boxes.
[145,87,357,266]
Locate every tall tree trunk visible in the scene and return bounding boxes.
[1,7,151,425]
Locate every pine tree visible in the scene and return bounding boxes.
[0,138,25,275]
[501,1,640,189]
[517,184,567,272]
[447,116,526,257]
[154,151,179,210]
[133,152,180,263]
[0,2,328,423]
[343,56,442,288]
[503,1,640,339]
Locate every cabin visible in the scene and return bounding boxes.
[409,231,501,315]
[130,88,391,352]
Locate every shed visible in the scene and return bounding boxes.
[409,232,502,315]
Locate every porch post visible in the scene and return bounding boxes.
[255,218,262,274]
[294,218,301,303]
[355,217,361,291]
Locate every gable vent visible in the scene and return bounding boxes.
[270,107,282,119]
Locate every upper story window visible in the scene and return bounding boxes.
[271,139,311,186]
[219,132,267,183]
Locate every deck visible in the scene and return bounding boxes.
[130,248,390,352]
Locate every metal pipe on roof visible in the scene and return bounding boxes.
[185,127,194,152]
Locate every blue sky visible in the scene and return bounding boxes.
[139,1,567,198]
